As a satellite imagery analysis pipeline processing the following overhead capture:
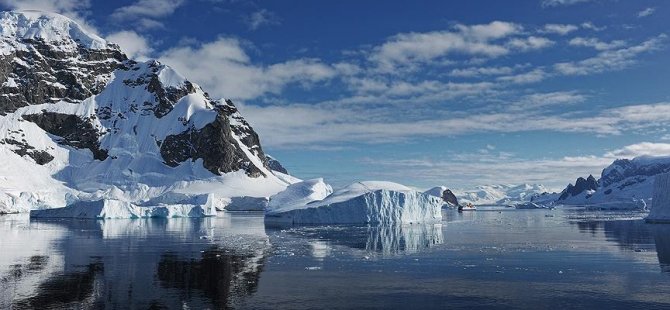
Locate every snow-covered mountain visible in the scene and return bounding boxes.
[541,156,670,208]
[453,184,549,205]
[0,11,293,213]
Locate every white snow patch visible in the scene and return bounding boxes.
[268,178,333,213]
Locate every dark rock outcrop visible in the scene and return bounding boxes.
[266,155,288,174]
[442,189,458,205]
[559,174,598,200]
[22,113,108,161]
[0,40,125,115]
[159,110,264,177]
[0,138,53,164]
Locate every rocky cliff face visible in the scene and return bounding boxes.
[0,11,126,114]
[0,11,290,213]
[558,175,598,200]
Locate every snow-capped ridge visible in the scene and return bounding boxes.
[0,11,295,215]
[551,155,670,208]
[0,10,111,52]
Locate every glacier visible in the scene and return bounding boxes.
[265,181,442,225]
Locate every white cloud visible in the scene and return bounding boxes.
[638,7,655,18]
[246,9,280,30]
[370,21,522,72]
[240,100,670,148]
[581,22,606,31]
[568,37,627,51]
[111,0,185,29]
[605,142,670,158]
[449,66,517,77]
[506,36,554,51]
[555,35,666,75]
[106,31,153,61]
[511,91,586,110]
[541,0,591,7]
[159,37,336,100]
[497,68,548,84]
[542,24,579,35]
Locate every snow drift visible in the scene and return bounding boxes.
[265,181,442,225]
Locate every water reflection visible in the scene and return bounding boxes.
[650,225,670,272]
[1,214,270,309]
[270,223,444,258]
[569,216,670,272]
[157,247,266,308]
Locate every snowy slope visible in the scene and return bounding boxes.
[550,156,670,208]
[0,11,293,215]
[453,184,549,205]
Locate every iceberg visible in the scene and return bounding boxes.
[30,198,216,219]
[647,173,670,223]
[265,181,442,225]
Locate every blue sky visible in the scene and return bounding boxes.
[2,0,670,190]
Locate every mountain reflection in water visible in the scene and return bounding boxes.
[1,215,269,309]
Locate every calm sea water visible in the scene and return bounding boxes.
[2,207,670,309]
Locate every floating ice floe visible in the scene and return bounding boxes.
[265,181,442,225]
[30,198,217,219]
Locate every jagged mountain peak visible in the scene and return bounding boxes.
[0,10,112,51]
[0,10,291,214]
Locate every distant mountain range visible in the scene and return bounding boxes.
[532,156,670,208]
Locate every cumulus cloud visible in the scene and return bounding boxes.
[506,36,554,51]
[605,142,670,158]
[637,7,655,18]
[449,66,517,77]
[370,21,522,72]
[107,31,153,60]
[541,24,579,35]
[245,9,280,30]
[497,68,548,84]
[111,0,185,29]
[541,0,591,7]
[555,35,666,75]
[568,37,627,51]
[159,37,336,100]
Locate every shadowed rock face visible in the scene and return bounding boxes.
[0,40,126,115]
[442,189,458,206]
[22,112,108,161]
[160,111,265,177]
[266,155,288,174]
[559,175,598,200]
[0,138,54,164]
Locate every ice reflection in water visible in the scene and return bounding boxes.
[271,223,444,258]
[651,225,670,272]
